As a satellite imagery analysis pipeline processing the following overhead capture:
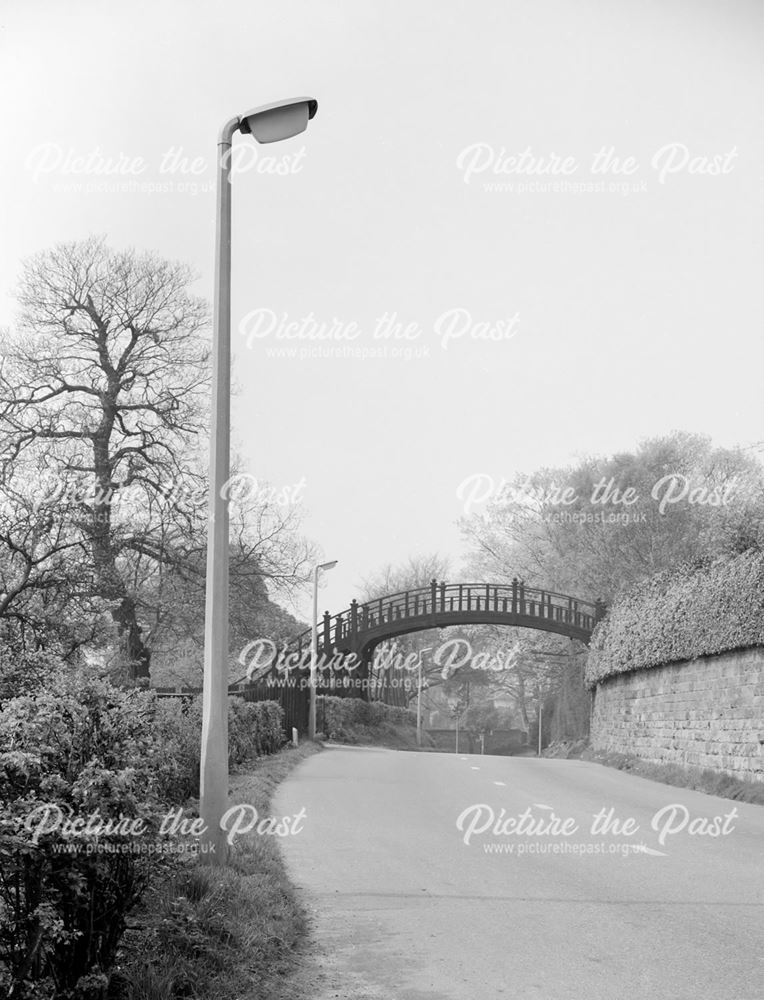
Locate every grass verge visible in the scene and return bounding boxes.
[111,742,322,1000]
[541,739,589,759]
[583,748,764,805]
[320,720,432,749]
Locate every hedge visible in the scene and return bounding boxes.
[586,550,764,688]
[154,695,284,801]
[321,697,417,739]
[0,666,285,999]
[0,675,168,999]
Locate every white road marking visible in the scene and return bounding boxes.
[471,766,480,770]
[493,781,506,786]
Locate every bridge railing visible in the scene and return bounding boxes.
[289,580,605,654]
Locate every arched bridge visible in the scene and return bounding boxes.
[289,579,605,664]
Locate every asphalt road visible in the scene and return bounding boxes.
[274,746,764,1000]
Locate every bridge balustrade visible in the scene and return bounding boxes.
[299,580,604,657]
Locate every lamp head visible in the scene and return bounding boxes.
[239,97,318,143]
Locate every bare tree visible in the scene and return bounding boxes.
[0,237,209,678]
[359,552,451,602]
[0,238,318,686]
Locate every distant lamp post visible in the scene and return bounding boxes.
[537,681,543,757]
[309,560,338,740]
[200,97,318,867]
[417,647,433,748]
[527,648,569,758]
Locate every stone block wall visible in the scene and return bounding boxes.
[590,647,764,782]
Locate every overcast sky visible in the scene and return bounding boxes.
[1,0,762,618]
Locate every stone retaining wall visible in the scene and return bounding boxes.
[590,647,764,782]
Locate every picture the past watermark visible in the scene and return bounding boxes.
[456,142,739,192]
[21,802,307,854]
[456,472,743,517]
[455,801,739,858]
[239,307,520,358]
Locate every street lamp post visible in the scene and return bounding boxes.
[309,560,337,740]
[416,646,433,748]
[537,682,543,757]
[527,649,568,759]
[200,97,318,867]
[417,656,423,748]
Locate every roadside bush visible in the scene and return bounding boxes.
[152,696,204,803]
[0,671,168,1000]
[321,696,417,739]
[228,698,284,763]
[0,674,286,998]
[153,697,284,802]
[587,550,764,688]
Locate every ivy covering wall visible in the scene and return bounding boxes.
[586,550,764,688]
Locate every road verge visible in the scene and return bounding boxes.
[112,742,322,1000]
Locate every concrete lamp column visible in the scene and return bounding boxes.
[200,97,318,867]
[309,560,338,740]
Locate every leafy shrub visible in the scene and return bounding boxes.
[153,696,284,802]
[152,696,204,803]
[0,653,286,999]
[587,550,764,688]
[228,698,284,764]
[0,645,62,702]
[0,671,168,999]
[321,697,417,739]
